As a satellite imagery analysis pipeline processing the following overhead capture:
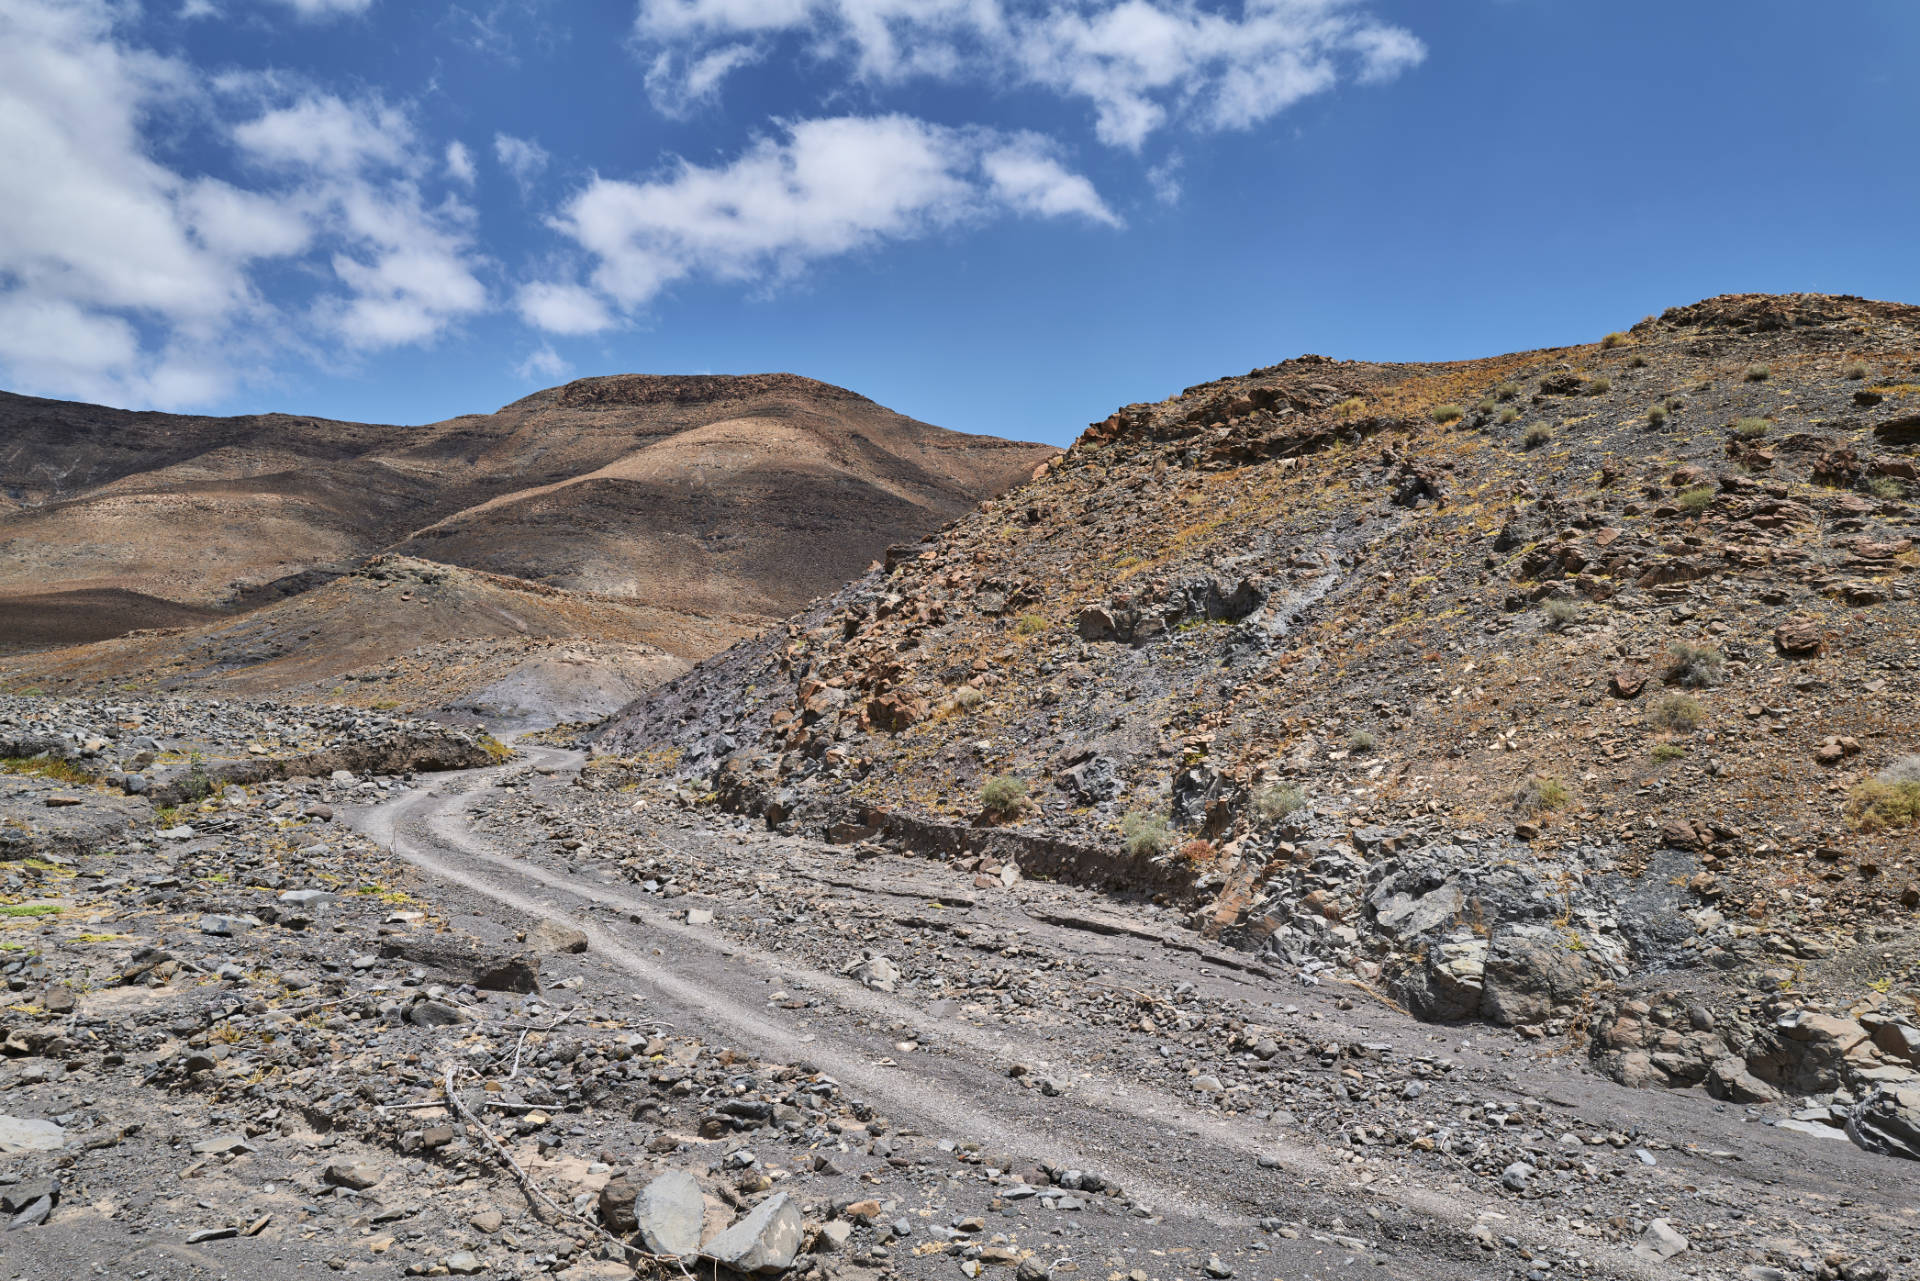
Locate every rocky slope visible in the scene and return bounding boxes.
[595,294,1920,1143]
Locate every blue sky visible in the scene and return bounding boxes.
[2,0,1916,445]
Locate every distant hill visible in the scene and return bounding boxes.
[0,373,1057,716]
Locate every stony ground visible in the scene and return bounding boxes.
[3,703,1913,1280]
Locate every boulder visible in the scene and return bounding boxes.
[634,1169,705,1257]
[703,1192,803,1275]
[1748,1011,1872,1094]
[1847,1084,1920,1161]
[1478,925,1590,1027]
[529,920,590,955]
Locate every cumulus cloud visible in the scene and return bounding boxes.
[632,0,1423,148]
[0,0,486,407]
[493,132,550,195]
[524,114,1113,331]
[515,281,616,334]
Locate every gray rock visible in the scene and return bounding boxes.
[704,1191,804,1274]
[1707,1056,1782,1104]
[1847,1084,1920,1161]
[0,1116,65,1153]
[8,1196,52,1231]
[635,1169,705,1257]
[407,999,470,1027]
[845,952,900,993]
[1634,1218,1688,1261]
[1373,881,1464,940]
[1500,1161,1534,1191]
[1479,925,1590,1027]
[323,1161,383,1190]
[191,1133,254,1156]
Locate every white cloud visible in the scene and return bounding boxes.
[516,281,616,334]
[445,139,477,185]
[632,0,1424,149]
[232,98,490,349]
[643,42,764,117]
[533,114,1112,327]
[514,343,572,381]
[267,0,378,18]
[234,94,413,175]
[0,0,486,408]
[982,135,1119,226]
[493,131,550,195]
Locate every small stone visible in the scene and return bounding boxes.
[323,1161,383,1191]
[1634,1219,1688,1261]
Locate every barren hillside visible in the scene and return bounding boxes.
[598,293,1920,1102]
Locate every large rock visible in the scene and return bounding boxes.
[703,1192,803,1275]
[634,1169,705,1257]
[1478,925,1590,1026]
[1372,881,1464,941]
[1847,1085,1920,1161]
[1748,1011,1872,1094]
[529,920,590,954]
[1402,937,1486,1022]
[0,1116,64,1153]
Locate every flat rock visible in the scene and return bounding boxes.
[703,1191,803,1275]
[634,1168,704,1257]
[0,1116,65,1153]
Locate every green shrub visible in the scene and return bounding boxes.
[1253,785,1305,824]
[1543,598,1581,629]
[1523,424,1553,449]
[1587,374,1612,394]
[1514,775,1570,815]
[1476,397,1497,415]
[1664,642,1724,688]
[1430,403,1465,424]
[1731,417,1770,440]
[1120,811,1172,857]
[1677,486,1716,513]
[1650,743,1688,762]
[951,685,984,711]
[1345,729,1377,754]
[1649,692,1707,731]
[1848,759,1920,830]
[1627,354,1649,369]
[1745,364,1771,382]
[980,775,1028,818]
[1844,360,1870,380]
[1664,395,1686,411]
[1498,406,1520,424]
[1867,476,1903,500]
[1601,331,1628,350]
[0,756,91,785]
[1646,405,1668,427]
[1333,397,1366,421]
[1495,381,1522,401]
[1014,612,1048,636]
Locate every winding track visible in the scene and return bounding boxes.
[348,743,1897,1281]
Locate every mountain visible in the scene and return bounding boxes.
[596,294,1920,1084]
[0,373,1056,714]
